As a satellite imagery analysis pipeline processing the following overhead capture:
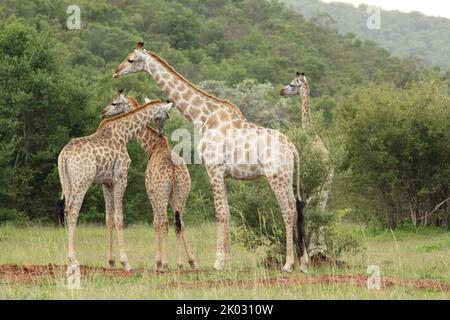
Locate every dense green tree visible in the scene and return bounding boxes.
[335,81,450,227]
[0,0,447,229]
[0,20,93,222]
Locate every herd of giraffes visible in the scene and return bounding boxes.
[58,42,332,277]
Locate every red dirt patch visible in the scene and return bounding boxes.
[0,264,449,292]
[0,264,204,284]
[166,274,450,292]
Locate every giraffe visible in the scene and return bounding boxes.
[112,42,309,273]
[57,93,173,274]
[100,93,196,271]
[280,72,334,210]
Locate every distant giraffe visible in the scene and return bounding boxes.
[112,42,309,272]
[281,72,333,210]
[101,93,196,271]
[58,95,172,274]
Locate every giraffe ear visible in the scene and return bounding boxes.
[134,49,147,61]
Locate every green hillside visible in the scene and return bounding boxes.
[282,0,450,70]
[0,0,448,228]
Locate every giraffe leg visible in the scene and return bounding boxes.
[171,173,196,270]
[267,175,296,272]
[103,185,115,268]
[181,233,197,269]
[319,167,334,211]
[223,190,231,257]
[113,175,131,271]
[149,198,169,271]
[66,185,89,275]
[207,166,229,271]
[147,171,170,272]
[169,204,183,269]
[171,206,197,270]
[153,213,162,271]
[160,214,169,270]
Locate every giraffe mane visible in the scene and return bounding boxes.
[125,95,170,144]
[146,50,244,117]
[96,99,162,132]
[145,126,170,144]
[126,96,140,110]
[301,77,310,94]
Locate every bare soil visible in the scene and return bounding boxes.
[1,264,449,292]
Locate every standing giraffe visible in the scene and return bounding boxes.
[58,95,172,274]
[112,43,309,272]
[281,72,333,210]
[101,93,196,271]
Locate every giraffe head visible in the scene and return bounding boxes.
[152,99,173,137]
[113,42,148,78]
[101,90,173,138]
[100,89,131,118]
[280,72,308,97]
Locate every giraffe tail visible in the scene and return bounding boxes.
[56,153,68,226]
[293,148,306,258]
[55,197,65,226]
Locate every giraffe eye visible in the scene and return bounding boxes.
[127,59,135,63]
[111,103,117,106]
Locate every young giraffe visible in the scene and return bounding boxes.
[58,95,172,274]
[281,72,334,210]
[112,42,309,272]
[100,93,197,271]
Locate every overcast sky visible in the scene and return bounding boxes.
[322,0,450,19]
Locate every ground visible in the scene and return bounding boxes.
[0,223,449,299]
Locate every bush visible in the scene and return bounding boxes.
[335,80,450,227]
[0,208,29,226]
[230,122,360,267]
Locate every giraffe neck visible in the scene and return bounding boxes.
[98,105,160,144]
[136,127,168,157]
[142,50,244,129]
[300,85,311,129]
[124,96,169,156]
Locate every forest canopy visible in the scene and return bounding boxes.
[0,0,448,228]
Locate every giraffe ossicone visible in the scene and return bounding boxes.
[113,43,309,273]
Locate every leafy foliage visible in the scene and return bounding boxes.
[0,0,447,235]
[335,80,450,227]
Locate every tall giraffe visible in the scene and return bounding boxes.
[101,93,196,271]
[281,72,333,210]
[58,95,172,274]
[112,43,309,272]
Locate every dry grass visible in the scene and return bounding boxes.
[0,223,449,299]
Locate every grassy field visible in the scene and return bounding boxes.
[0,222,449,299]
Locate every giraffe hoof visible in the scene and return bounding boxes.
[156,263,168,272]
[189,259,197,270]
[213,260,225,271]
[282,265,293,273]
[66,264,80,276]
[178,264,184,271]
[299,264,309,274]
[121,261,132,272]
[108,260,116,269]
